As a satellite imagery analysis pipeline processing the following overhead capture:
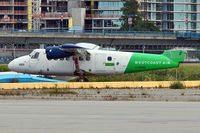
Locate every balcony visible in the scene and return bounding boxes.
[34,13,72,19]
[0,10,12,14]
[0,28,14,31]
[15,19,28,23]
[0,19,17,23]
[40,3,51,7]
[0,19,27,23]
[14,2,27,6]
[14,11,27,15]
[85,14,121,19]
[0,2,12,6]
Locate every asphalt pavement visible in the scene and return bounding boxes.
[0,100,200,133]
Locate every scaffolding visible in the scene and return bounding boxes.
[143,0,147,20]
[0,0,28,30]
[32,0,41,30]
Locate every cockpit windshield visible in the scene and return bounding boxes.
[32,52,40,59]
[29,50,40,59]
[29,50,35,57]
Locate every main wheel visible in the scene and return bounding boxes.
[83,77,89,82]
[76,77,89,82]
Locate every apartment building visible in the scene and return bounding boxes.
[0,0,31,31]
[140,0,200,32]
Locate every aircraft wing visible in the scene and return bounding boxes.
[60,44,85,51]
[46,44,90,60]
[60,44,90,56]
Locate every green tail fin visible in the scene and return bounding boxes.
[162,50,186,62]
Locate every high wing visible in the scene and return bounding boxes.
[45,43,97,60]
[61,44,90,57]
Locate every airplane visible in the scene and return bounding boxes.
[8,43,186,82]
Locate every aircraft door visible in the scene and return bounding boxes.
[105,56,116,74]
[29,52,40,73]
[95,53,106,73]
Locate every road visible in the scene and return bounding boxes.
[0,100,200,133]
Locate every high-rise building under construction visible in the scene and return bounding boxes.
[0,0,32,31]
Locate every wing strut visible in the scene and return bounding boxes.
[74,56,80,70]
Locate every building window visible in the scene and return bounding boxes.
[167,22,174,29]
[148,12,151,19]
[93,20,103,27]
[191,14,196,20]
[191,22,196,29]
[97,2,124,10]
[104,20,121,27]
[191,5,196,11]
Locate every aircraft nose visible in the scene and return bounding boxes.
[8,59,16,71]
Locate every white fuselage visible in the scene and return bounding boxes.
[8,49,132,76]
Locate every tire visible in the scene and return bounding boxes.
[76,78,89,82]
[83,77,89,82]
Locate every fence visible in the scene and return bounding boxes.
[0,29,199,39]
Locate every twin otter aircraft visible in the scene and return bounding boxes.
[8,43,186,82]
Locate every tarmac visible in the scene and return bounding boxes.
[0,100,200,133]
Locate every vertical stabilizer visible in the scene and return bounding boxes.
[162,50,186,62]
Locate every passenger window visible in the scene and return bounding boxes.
[86,56,90,61]
[31,52,40,59]
[107,56,112,61]
[79,56,84,61]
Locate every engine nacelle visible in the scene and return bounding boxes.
[46,46,73,60]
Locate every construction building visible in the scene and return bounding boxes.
[0,0,32,31]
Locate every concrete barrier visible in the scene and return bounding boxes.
[0,81,200,89]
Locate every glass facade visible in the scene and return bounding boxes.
[86,1,124,31]
[94,11,123,15]
[93,19,121,28]
[140,0,200,32]
[97,2,124,10]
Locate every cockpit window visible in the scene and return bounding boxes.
[31,52,40,59]
[29,50,35,57]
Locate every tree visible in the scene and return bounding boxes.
[120,0,160,31]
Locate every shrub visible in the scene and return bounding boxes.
[170,81,185,89]
[0,65,10,72]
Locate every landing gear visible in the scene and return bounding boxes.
[76,77,89,82]
[73,55,89,82]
